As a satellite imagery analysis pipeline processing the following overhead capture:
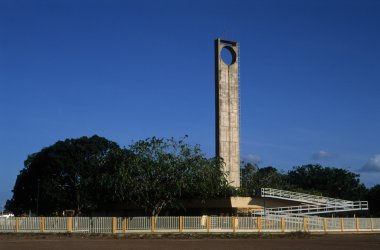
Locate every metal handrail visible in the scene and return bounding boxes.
[261,188,356,206]
[259,188,368,217]
[264,201,368,215]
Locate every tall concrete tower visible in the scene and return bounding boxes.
[215,38,240,187]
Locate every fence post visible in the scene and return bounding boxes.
[40,217,45,233]
[151,216,155,234]
[231,216,235,233]
[340,218,344,232]
[257,217,262,233]
[123,217,127,233]
[206,216,211,233]
[303,217,308,232]
[281,217,285,233]
[68,216,72,233]
[323,218,327,233]
[112,217,117,234]
[15,217,19,233]
[370,218,374,232]
[356,218,359,232]
[179,216,183,233]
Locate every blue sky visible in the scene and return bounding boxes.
[1,0,379,208]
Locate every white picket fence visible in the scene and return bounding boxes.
[1,216,379,234]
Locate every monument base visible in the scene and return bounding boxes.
[182,196,301,216]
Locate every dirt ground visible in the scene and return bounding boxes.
[0,234,379,250]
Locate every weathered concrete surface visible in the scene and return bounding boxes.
[215,39,240,187]
[184,197,300,209]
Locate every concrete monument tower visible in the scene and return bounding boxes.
[215,38,240,187]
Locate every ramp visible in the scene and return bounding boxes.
[260,188,368,216]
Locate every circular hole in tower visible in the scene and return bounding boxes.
[221,46,236,65]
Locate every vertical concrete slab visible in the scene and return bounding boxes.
[215,38,240,187]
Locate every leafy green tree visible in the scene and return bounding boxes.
[6,135,233,216]
[256,166,291,190]
[98,148,136,205]
[288,164,367,200]
[240,162,259,196]
[367,185,380,216]
[6,135,121,215]
[109,136,232,216]
[240,163,291,196]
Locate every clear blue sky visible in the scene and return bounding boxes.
[1,0,379,208]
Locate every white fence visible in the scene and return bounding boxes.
[1,216,380,234]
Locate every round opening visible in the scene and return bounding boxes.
[221,46,236,65]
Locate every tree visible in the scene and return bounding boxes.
[287,164,367,200]
[109,136,232,216]
[240,162,291,196]
[256,166,291,190]
[6,135,233,216]
[97,148,136,205]
[6,135,121,215]
[240,162,259,196]
[367,185,380,216]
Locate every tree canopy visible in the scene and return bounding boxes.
[5,135,121,215]
[239,163,378,215]
[240,163,291,196]
[287,164,367,200]
[101,137,233,215]
[6,135,232,216]
[6,135,379,216]
[367,185,380,216]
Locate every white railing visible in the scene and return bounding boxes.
[156,216,179,232]
[126,217,151,231]
[44,217,68,233]
[326,218,341,231]
[72,217,113,233]
[1,216,379,234]
[237,217,259,231]
[183,216,207,232]
[263,202,368,216]
[0,217,16,232]
[261,188,368,214]
[262,188,352,205]
[19,217,40,232]
[261,188,351,205]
